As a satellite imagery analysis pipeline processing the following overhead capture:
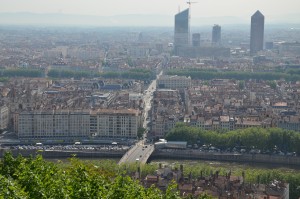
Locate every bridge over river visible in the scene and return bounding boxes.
[118,141,154,164]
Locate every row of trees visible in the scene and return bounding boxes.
[0,153,213,199]
[0,77,8,82]
[100,69,156,80]
[0,68,156,81]
[0,69,43,78]
[47,69,95,79]
[166,68,300,81]
[47,68,156,81]
[165,124,300,154]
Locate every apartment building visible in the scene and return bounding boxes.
[18,110,90,139]
[0,105,9,130]
[157,75,191,90]
[278,116,300,132]
[95,109,139,139]
[18,109,140,139]
[150,89,185,138]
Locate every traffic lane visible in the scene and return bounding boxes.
[125,145,153,163]
[125,144,143,162]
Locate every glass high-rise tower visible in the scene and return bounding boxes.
[250,10,265,55]
[174,8,190,55]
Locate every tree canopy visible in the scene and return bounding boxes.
[165,124,300,154]
[0,153,213,199]
[47,68,156,81]
[165,68,300,81]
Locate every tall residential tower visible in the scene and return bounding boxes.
[212,24,221,46]
[250,10,265,55]
[174,8,190,55]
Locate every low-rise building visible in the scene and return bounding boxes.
[278,116,300,132]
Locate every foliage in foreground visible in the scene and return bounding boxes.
[0,153,212,199]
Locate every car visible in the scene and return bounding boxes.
[136,158,140,161]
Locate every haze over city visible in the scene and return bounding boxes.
[1,0,300,198]
[0,0,300,26]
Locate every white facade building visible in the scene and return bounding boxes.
[18,109,140,139]
[157,75,191,90]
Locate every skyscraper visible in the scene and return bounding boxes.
[212,24,221,46]
[192,33,201,47]
[174,8,190,55]
[250,10,265,55]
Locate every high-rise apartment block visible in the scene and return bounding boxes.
[250,10,265,55]
[93,109,139,138]
[212,24,221,46]
[18,109,140,139]
[174,9,190,55]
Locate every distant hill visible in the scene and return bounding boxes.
[0,12,298,27]
[0,12,247,26]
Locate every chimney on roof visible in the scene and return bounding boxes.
[242,171,245,186]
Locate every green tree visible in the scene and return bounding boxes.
[238,80,245,90]
[137,127,146,139]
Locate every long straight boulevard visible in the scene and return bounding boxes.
[118,71,161,164]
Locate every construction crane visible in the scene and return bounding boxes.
[186,0,197,18]
[186,0,197,9]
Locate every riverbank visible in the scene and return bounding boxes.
[2,148,300,168]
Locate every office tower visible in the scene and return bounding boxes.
[192,33,201,47]
[174,8,190,55]
[212,24,221,46]
[250,10,265,55]
[265,42,274,50]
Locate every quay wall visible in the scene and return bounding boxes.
[0,149,124,159]
[2,149,300,167]
[151,150,300,166]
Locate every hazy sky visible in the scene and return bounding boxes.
[1,0,300,18]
